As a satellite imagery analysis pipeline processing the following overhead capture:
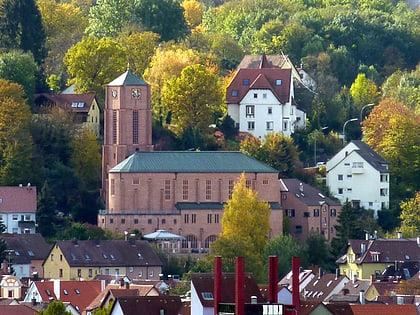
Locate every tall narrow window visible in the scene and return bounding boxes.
[207,213,212,224]
[206,180,212,200]
[182,180,189,200]
[133,110,139,144]
[112,110,117,144]
[164,180,171,200]
[228,180,234,199]
[246,105,255,118]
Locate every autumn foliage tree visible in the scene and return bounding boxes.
[210,173,271,282]
[399,191,420,237]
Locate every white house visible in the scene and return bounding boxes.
[326,140,390,215]
[0,186,37,234]
[226,54,306,139]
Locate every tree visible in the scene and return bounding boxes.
[0,79,32,185]
[304,233,334,272]
[38,0,88,76]
[0,50,39,103]
[399,191,420,237]
[134,0,188,42]
[64,36,127,101]
[38,301,72,315]
[182,0,203,29]
[161,64,223,134]
[37,181,58,238]
[210,173,271,282]
[0,0,47,66]
[0,217,7,263]
[349,73,380,110]
[240,132,301,178]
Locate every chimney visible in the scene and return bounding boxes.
[359,290,365,304]
[299,183,303,193]
[361,242,366,254]
[318,267,323,279]
[365,233,369,240]
[292,257,300,313]
[397,231,402,239]
[214,256,222,315]
[53,279,60,300]
[268,256,278,303]
[125,281,130,289]
[335,268,340,280]
[370,274,374,285]
[235,257,245,315]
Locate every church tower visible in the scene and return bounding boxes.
[102,70,153,201]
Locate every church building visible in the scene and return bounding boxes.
[98,71,283,252]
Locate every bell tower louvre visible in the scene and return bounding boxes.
[102,70,153,202]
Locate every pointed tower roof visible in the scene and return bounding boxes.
[259,53,270,68]
[108,70,148,86]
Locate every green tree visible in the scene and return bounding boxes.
[38,301,72,315]
[37,181,58,238]
[38,0,88,76]
[134,0,188,42]
[210,173,271,282]
[64,36,127,101]
[0,0,47,66]
[0,79,32,185]
[399,191,420,237]
[240,132,301,178]
[161,64,223,134]
[349,73,380,110]
[0,50,38,103]
[266,234,307,278]
[304,233,334,272]
[0,218,7,263]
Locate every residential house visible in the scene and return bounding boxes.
[326,278,371,304]
[99,70,283,250]
[0,275,22,299]
[109,295,190,315]
[336,237,420,280]
[350,304,418,315]
[0,186,37,234]
[301,272,349,302]
[0,304,38,315]
[279,269,316,293]
[226,54,306,139]
[190,272,264,315]
[23,280,103,314]
[280,179,341,242]
[2,233,52,279]
[326,140,390,215]
[42,239,163,281]
[34,93,101,136]
[364,281,401,302]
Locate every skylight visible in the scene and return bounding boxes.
[202,292,214,300]
[28,250,35,256]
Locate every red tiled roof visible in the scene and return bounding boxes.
[34,280,102,312]
[34,93,97,113]
[114,296,189,315]
[0,304,38,315]
[302,274,348,301]
[350,304,418,315]
[226,68,292,104]
[0,186,37,214]
[370,282,399,295]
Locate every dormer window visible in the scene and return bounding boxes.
[243,79,250,85]
[371,251,380,262]
[231,90,238,97]
[276,79,282,86]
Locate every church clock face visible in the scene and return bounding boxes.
[112,89,118,98]
[131,89,141,99]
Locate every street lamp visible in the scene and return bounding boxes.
[342,118,358,145]
[314,126,328,166]
[360,103,375,122]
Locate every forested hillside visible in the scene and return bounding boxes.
[0,0,419,241]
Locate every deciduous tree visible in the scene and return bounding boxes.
[38,301,72,315]
[350,73,380,110]
[399,191,420,237]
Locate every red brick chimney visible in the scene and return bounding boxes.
[268,256,278,303]
[214,256,222,315]
[235,257,245,315]
[292,256,300,313]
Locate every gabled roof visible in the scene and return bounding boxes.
[0,305,37,315]
[34,93,98,114]
[32,280,102,312]
[190,273,263,307]
[347,238,420,265]
[301,273,348,301]
[351,140,389,173]
[110,151,278,174]
[237,54,291,69]
[49,239,162,267]
[324,303,353,315]
[0,186,37,214]
[108,70,148,86]
[368,281,400,296]
[226,68,292,104]
[112,296,189,315]
[2,233,52,264]
[280,178,341,206]
[326,279,370,303]
[350,304,418,315]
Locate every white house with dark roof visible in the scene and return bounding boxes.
[226,54,306,139]
[326,140,390,215]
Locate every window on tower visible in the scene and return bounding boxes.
[133,110,139,144]
[112,110,117,144]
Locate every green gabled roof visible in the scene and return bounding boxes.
[110,151,279,173]
[108,70,148,86]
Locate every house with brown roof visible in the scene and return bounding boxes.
[109,295,190,315]
[226,54,306,139]
[301,272,349,302]
[22,279,103,314]
[0,304,38,315]
[42,239,162,281]
[0,186,37,234]
[2,233,52,279]
[280,179,341,242]
[350,304,418,315]
[326,278,371,304]
[34,93,101,136]
[336,237,420,281]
